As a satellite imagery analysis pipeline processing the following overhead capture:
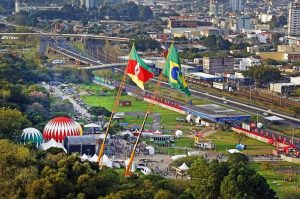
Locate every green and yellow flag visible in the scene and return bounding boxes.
[163,44,191,97]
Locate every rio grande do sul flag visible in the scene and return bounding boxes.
[163,44,191,97]
[126,45,154,90]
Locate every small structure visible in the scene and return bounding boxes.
[145,146,155,155]
[100,154,113,168]
[84,123,101,134]
[64,135,97,155]
[150,134,174,147]
[88,154,98,162]
[119,100,132,107]
[194,134,215,149]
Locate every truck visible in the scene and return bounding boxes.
[213,82,228,90]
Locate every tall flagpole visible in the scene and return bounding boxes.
[124,46,170,176]
[96,52,131,166]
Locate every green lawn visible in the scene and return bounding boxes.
[249,162,300,198]
[174,137,194,147]
[208,131,275,155]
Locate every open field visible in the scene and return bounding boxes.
[208,131,275,155]
[250,162,300,198]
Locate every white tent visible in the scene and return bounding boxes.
[101,154,113,168]
[88,154,99,162]
[39,138,67,152]
[175,130,183,138]
[145,146,155,155]
[98,133,111,140]
[84,123,101,128]
[153,130,162,134]
[171,155,187,161]
[125,159,136,172]
[227,149,241,154]
[178,163,189,171]
[81,154,89,161]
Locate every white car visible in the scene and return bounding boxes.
[140,167,151,175]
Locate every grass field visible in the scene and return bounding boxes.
[208,131,275,155]
[249,162,300,198]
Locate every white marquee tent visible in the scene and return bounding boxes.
[178,163,189,171]
[39,138,67,152]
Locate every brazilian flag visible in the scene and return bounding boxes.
[163,44,191,97]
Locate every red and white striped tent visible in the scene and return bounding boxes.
[43,117,81,143]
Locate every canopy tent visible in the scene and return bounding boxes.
[81,154,89,161]
[100,154,113,168]
[227,149,241,154]
[175,130,183,138]
[98,133,111,140]
[178,163,189,171]
[265,116,285,122]
[171,155,187,161]
[145,146,155,155]
[84,123,101,128]
[39,138,67,152]
[153,130,162,134]
[88,154,99,162]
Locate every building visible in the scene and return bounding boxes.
[150,135,174,147]
[270,83,300,94]
[236,15,251,30]
[85,0,95,9]
[15,0,20,13]
[80,0,85,7]
[239,57,261,71]
[288,1,300,37]
[209,0,224,16]
[277,45,300,53]
[229,0,244,12]
[203,56,235,74]
[167,16,197,29]
[64,135,98,155]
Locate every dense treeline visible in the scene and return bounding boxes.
[8,2,153,26]
[0,141,276,199]
[0,53,92,139]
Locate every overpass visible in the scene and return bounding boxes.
[48,45,100,65]
[81,63,127,70]
[0,32,132,42]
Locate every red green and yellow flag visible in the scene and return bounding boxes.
[126,45,154,90]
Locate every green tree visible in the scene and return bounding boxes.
[88,106,111,117]
[242,65,282,87]
[0,107,31,141]
[227,153,249,165]
[220,163,276,199]
[154,189,172,199]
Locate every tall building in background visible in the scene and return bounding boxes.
[15,0,20,13]
[288,1,300,37]
[209,0,224,16]
[85,0,95,9]
[80,0,85,8]
[230,0,244,12]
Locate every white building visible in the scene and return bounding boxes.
[239,57,261,71]
[288,1,300,37]
[259,13,273,23]
[229,0,244,12]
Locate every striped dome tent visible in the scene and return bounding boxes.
[43,117,81,143]
[20,128,43,147]
[75,121,83,135]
